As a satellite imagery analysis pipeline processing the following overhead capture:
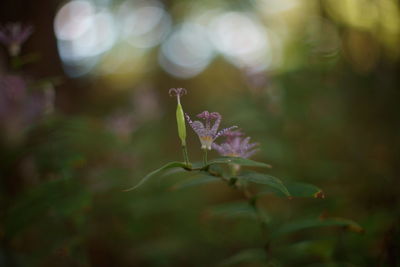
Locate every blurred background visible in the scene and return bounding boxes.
[1,0,399,266]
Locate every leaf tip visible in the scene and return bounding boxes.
[314,190,325,199]
[349,224,365,233]
[122,186,137,192]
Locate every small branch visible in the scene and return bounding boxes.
[184,162,268,235]
[240,182,268,234]
[183,162,270,255]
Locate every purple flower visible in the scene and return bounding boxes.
[0,23,34,56]
[0,75,51,128]
[212,130,259,158]
[0,75,28,120]
[185,110,237,150]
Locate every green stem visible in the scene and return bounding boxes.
[202,166,269,245]
[202,149,208,166]
[241,184,269,243]
[182,145,190,167]
[196,165,270,256]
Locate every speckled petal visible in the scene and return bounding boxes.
[215,126,238,140]
[210,112,221,136]
[185,113,206,137]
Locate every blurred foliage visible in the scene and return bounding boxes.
[1,0,400,266]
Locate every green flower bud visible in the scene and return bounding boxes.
[169,88,187,146]
[176,102,186,146]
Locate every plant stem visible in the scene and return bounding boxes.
[239,183,269,247]
[200,165,267,231]
[197,165,271,256]
[202,149,208,166]
[182,145,190,167]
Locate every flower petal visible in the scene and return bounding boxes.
[210,112,221,136]
[185,113,206,136]
[214,126,238,140]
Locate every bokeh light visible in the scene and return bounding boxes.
[118,0,171,49]
[209,12,272,70]
[55,0,116,77]
[159,23,214,78]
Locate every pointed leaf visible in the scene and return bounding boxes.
[239,172,290,197]
[207,157,272,168]
[271,218,363,239]
[286,182,324,198]
[172,172,220,190]
[124,162,187,191]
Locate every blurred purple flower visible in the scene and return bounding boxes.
[212,130,259,158]
[105,85,162,141]
[0,74,27,102]
[0,75,27,120]
[243,67,269,90]
[0,22,34,56]
[0,75,51,136]
[185,110,237,150]
[105,112,136,140]
[134,85,161,121]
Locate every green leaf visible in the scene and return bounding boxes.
[172,172,220,190]
[207,157,272,168]
[124,162,187,191]
[209,202,257,219]
[286,182,325,198]
[218,248,267,266]
[239,172,290,197]
[271,218,364,239]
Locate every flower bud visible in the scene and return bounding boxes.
[176,101,186,146]
[169,88,187,146]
